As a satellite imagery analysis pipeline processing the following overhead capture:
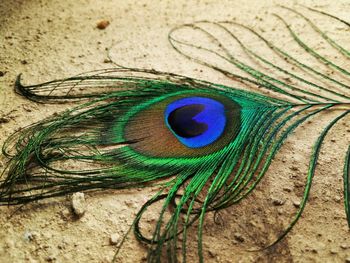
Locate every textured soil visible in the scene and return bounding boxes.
[1,0,350,262]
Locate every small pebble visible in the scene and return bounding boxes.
[208,250,217,258]
[110,233,121,245]
[71,192,86,217]
[334,196,341,203]
[46,256,55,262]
[282,186,292,192]
[97,20,110,30]
[330,249,337,254]
[293,200,301,208]
[341,244,349,249]
[272,197,285,206]
[311,248,318,254]
[346,257,350,263]
[0,117,10,124]
[24,230,37,241]
[233,233,244,242]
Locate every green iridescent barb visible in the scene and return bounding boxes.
[1,7,350,263]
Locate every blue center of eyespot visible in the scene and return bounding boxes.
[164,97,226,148]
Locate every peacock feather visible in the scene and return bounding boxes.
[1,6,350,262]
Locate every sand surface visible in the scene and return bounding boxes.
[1,0,350,262]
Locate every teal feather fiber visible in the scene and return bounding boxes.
[1,7,350,262]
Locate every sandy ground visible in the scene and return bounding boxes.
[1,0,350,262]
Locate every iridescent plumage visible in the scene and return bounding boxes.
[1,6,350,263]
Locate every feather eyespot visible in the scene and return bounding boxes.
[165,97,226,148]
[122,92,241,158]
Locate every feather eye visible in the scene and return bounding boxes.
[116,91,242,157]
[1,6,350,263]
